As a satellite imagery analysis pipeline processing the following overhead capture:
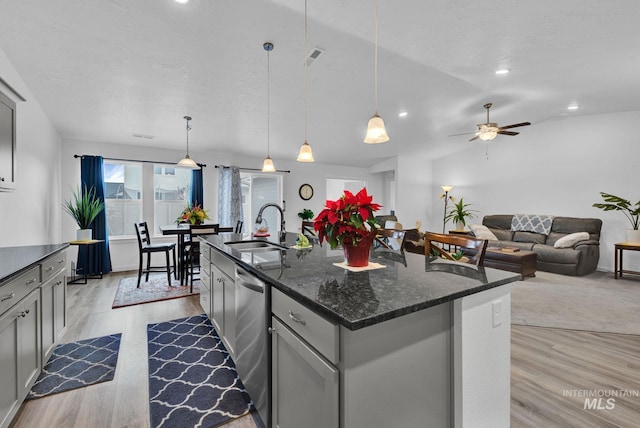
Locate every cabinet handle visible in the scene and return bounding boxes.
[25,277,37,285]
[288,311,306,325]
[0,177,4,182]
[17,310,28,319]
[46,266,55,272]
[1,293,15,302]
[58,258,66,263]
[55,280,63,286]
[268,327,276,334]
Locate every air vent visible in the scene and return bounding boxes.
[132,133,154,139]
[304,47,325,67]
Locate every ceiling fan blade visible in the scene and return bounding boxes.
[448,131,476,137]
[499,121,531,130]
[497,130,519,136]
[468,135,479,142]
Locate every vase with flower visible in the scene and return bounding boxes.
[314,188,382,267]
[176,203,210,225]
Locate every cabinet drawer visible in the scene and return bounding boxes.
[41,252,67,283]
[211,249,236,280]
[272,287,339,364]
[0,266,40,315]
[198,240,211,263]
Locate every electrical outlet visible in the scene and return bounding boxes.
[492,300,503,327]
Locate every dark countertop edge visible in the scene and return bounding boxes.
[0,243,70,287]
[203,237,520,331]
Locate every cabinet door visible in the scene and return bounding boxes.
[200,271,211,320]
[271,317,339,428]
[222,276,235,356]
[0,307,19,428]
[17,291,41,397]
[40,279,55,363]
[211,266,224,335]
[53,273,66,342]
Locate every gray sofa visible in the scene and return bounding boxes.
[481,215,602,276]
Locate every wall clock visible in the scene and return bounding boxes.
[299,183,314,200]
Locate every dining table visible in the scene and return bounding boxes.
[160,223,235,283]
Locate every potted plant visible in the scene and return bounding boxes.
[297,208,314,221]
[63,185,104,241]
[593,192,640,243]
[176,203,210,225]
[314,188,382,267]
[444,198,477,231]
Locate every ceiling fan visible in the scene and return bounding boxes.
[452,103,531,142]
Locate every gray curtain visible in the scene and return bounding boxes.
[217,166,243,228]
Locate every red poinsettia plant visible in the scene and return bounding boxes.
[314,188,382,249]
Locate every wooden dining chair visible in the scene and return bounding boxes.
[423,231,488,267]
[134,221,177,288]
[184,223,219,291]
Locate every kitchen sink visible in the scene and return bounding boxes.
[225,240,287,252]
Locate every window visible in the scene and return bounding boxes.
[104,162,142,237]
[241,173,282,234]
[154,164,192,234]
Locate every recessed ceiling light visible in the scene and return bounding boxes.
[175,0,189,4]
[567,104,579,110]
[398,111,408,117]
[495,69,510,75]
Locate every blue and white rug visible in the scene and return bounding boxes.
[147,314,253,428]
[27,333,122,399]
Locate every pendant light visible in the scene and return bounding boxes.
[364,0,389,144]
[262,42,276,172]
[177,115,200,169]
[297,0,315,162]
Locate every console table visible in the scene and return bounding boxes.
[68,240,104,284]
[614,242,640,279]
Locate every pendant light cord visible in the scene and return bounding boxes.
[374,0,379,114]
[185,115,192,156]
[267,48,271,157]
[304,0,308,143]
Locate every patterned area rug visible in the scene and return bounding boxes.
[112,275,200,309]
[27,333,122,399]
[147,314,253,428]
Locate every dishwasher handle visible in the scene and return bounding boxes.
[235,267,265,294]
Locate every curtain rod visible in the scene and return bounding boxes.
[74,154,206,168]
[215,164,290,173]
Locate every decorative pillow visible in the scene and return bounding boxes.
[553,232,590,248]
[468,224,498,241]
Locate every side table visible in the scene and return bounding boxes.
[614,242,640,279]
[68,239,104,284]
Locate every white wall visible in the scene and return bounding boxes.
[60,139,380,271]
[0,47,62,247]
[432,111,640,272]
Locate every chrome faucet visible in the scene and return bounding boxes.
[255,203,286,240]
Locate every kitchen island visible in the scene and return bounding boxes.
[200,232,519,428]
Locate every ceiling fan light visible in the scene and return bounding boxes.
[297,141,315,162]
[478,130,498,141]
[262,156,276,172]
[364,113,389,144]
[177,154,200,169]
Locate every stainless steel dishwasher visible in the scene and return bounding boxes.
[235,266,270,428]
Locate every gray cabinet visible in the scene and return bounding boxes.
[211,265,225,335]
[41,252,67,363]
[0,288,41,428]
[0,246,67,428]
[209,247,237,358]
[0,90,17,191]
[271,316,339,428]
[271,288,339,428]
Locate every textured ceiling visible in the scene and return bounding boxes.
[1,0,639,167]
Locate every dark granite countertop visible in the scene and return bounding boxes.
[202,233,519,331]
[0,243,70,286]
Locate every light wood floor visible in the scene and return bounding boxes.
[9,272,640,427]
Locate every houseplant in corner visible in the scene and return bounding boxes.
[444,198,477,231]
[63,185,104,241]
[593,192,640,243]
[314,188,382,267]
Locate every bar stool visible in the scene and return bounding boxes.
[134,221,177,287]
